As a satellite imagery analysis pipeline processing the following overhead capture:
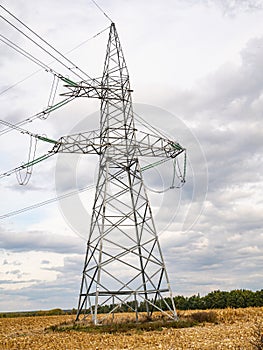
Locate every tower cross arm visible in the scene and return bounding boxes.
[51,129,107,155]
[60,80,102,99]
[135,131,185,159]
[60,80,126,101]
[51,130,185,159]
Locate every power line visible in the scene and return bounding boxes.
[0,25,110,138]
[0,23,110,139]
[0,70,44,96]
[0,5,95,82]
[0,158,174,220]
[0,33,57,73]
[0,25,110,97]
[0,14,81,82]
[0,119,40,137]
[134,111,171,140]
[0,96,75,137]
[0,184,94,219]
[90,0,113,23]
[69,25,110,52]
[0,152,54,180]
[0,7,97,83]
[0,119,58,145]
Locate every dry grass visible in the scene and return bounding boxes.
[0,307,262,349]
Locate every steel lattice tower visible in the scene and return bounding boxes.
[53,23,185,324]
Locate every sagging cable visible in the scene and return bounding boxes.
[173,151,186,188]
[41,75,59,120]
[15,135,38,185]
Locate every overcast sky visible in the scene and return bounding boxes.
[1,0,263,312]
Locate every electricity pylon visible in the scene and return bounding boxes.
[52,23,185,324]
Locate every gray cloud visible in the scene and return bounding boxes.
[212,0,263,15]
[0,255,83,311]
[41,259,50,265]
[188,0,263,16]
[0,229,85,254]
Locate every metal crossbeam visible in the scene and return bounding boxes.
[52,129,184,158]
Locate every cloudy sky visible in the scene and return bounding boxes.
[1,0,263,312]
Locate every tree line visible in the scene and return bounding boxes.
[173,289,263,310]
[1,289,263,318]
[97,289,263,313]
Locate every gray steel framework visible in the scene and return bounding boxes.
[53,23,185,324]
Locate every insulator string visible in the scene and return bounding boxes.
[41,75,60,120]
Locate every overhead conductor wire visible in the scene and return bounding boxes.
[0,4,98,83]
[0,157,175,220]
[0,25,110,97]
[90,0,113,22]
[0,25,109,136]
[0,33,55,72]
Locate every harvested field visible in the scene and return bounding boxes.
[0,307,262,349]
